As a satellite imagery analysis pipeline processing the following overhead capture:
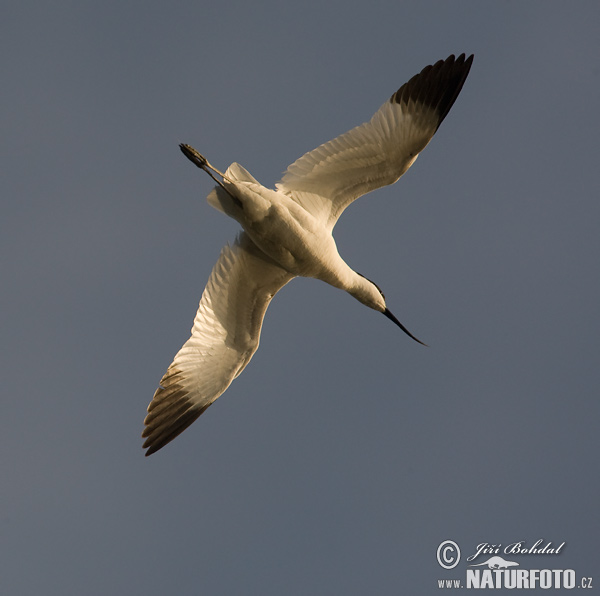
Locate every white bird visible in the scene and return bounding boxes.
[143,53,473,455]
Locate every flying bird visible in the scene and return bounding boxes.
[143,53,473,455]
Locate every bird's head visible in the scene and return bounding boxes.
[354,274,427,346]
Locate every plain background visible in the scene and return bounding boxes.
[3,1,599,593]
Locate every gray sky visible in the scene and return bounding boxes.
[3,1,599,594]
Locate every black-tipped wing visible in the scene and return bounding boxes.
[275,54,473,230]
[143,233,294,455]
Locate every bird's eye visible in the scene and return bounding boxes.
[357,272,385,299]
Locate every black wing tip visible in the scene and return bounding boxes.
[391,53,474,130]
[144,444,160,457]
[143,404,206,456]
[142,382,209,456]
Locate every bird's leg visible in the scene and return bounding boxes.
[179,143,228,178]
[179,143,241,206]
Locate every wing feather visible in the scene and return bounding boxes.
[143,232,294,455]
[276,54,473,229]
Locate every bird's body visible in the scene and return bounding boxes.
[208,161,376,303]
[143,54,473,455]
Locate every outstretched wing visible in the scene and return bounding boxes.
[275,54,473,230]
[143,232,294,455]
